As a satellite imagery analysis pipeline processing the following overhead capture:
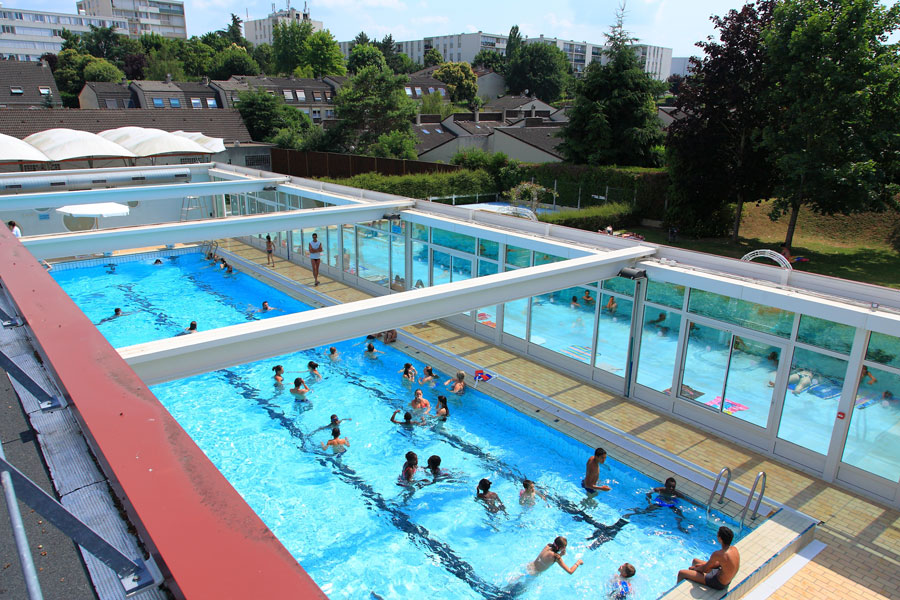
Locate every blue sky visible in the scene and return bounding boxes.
[16,0,878,56]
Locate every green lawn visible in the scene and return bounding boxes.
[630,202,900,289]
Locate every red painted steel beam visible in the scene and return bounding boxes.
[0,227,327,599]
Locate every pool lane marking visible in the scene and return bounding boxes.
[211,368,515,600]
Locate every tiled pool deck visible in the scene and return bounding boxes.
[123,240,900,599]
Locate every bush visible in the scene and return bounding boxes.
[451,149,523,190]
[538,203,638,231]
[321,168,495,199]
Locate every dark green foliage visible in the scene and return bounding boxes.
[222,14,249,48]
[40,53,58,71]
[304,30,346,77]
[424,47,444,67]
[558,11,665,166]
[210,46,259,80]
[506,43,570,102]
[393,53,420,74]
[472,49,505,74]
[370,130,419,160]
[450,148,521,189]
[236,87,310,141]
[333,65,417,153]
[252,43,275,75]
[433,62,477,103]
[348,44,387,74]
[273,20,313,74]
[506,25,523,60]
[351,32,370,48]
[321,169,494,199]
[538,203,638,231]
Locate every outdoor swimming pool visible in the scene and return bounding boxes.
[54,251,746,599]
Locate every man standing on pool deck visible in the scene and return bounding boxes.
[583,447,612,493]
[308,232,322,286]
[677,526,740,591]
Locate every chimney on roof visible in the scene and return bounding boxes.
[201,76,209,85]
[121,76,128,86]
[165,73,172,83]
[529,106,536,118]
[474,110,480,123]
[415,112,421,125]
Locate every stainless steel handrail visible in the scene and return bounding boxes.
[740,471,767,528]
[0,443,45,600]
[706,466,732,518]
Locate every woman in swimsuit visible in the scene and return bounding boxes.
[435,396,449,420]
[419,365,437,385]
[272,365,285,383]
[307,361,322,381]
[265,234,275,267]
[444,371,466,394]
[528,537,583,575]
[308,233,323,286]
[290,377,310,398]
[410,389,431,414]
[364,343,383,359]
[399,451,418,485]
[399,363,418,382]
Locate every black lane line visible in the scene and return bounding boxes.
[114,283,182,329]
[216,369,514,600]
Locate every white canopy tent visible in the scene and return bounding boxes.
[98,127,211,157]
[56,202,131,218]
[0,132,50,164]
[23,129,137,162]
[172,131,226,154]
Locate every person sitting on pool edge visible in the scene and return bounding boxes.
[527,536,583,575]
[609,563,636,599]
[391,409,425,427]
[677,526,740,591]
[583,447,612,493]
[381,329,398,343]
[476,478,505,513]
[321,427,349,452]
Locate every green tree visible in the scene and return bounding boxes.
[667,0,775,240]
[393,53,419,74]
[59,28,82,52]
[370,129,418,159]
[558,10,665,166]
[182,37,215,77]
[273,19,313,74]
[762,0,900,248]
[82,25,143,68]
[334,64,418,152]
[419,91,445,115]
[376,34,401,71]
[351,31,370,48]
[424,47,444,67]
[472,49,505,73]
[83,57,124,82]
[433,61,478,103]
[236,87,311,141]
[347,43,387,74]
[506,43,570,101]
[209,46,259,80]
[200,31,229,53]
[252,43,275,75]
[222,14,249,48]
[145,44,185,80]
[303,30,347,77]
[506,25,523,61]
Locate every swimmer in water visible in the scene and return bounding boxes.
[399,363,418,382]
[312,414,351,434]
[328,346,340,361]
[307,361,322,381]
[435,395,449,420]
[176,321,198,336]
[419,365,437,385]
[96,307,126,325]
[527,536,583,575]
[609,563,636,599]
[519,479,546,506]
[399,451,418,484]
[444,371,466,394]
[476,478,506,513]
[272,365,285,383]
[582,447,612,494]
[391,409,425,427]
[321,427,349,452]
[290,377,310,398]
[632,477,688,531]
[153,258,163,265]
[410,389,431,414]
[364,343,384,358]
[425,455,444,479]
[256,301,279,313]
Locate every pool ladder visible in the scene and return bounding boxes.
[201,240,219,258]
[706,467,767,530]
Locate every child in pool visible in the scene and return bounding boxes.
[609,563,636,599]
[519,479,546,506]
[527,536,583,575]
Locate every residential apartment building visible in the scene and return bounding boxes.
[75,0,186,39]
[79,77,223,109]
[0,60,62,107]
[244,6,323,47]
[209,76,337,124]
[340,30,671,81]
[0,7,126,61]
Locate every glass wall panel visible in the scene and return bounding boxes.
[646,281,685,309]
[342,225,356,274]
[298,227,324,257]
[720,337,780,427]
[325,225,339,268]
[476,261,499,327]
[412,223,428,242]
[689,289,795,338]
[797,315,854,355]
[503,266,527,339]
[602,277,635,297]
[866,332,900,369]
[412,241,428,288]
[636,308,681,392]
[534,252,565,266]
[679,322,731,405]
[478,239,499,260]
[530,287,596,364]
[452,256,472,282]
[506,245,531,268]
[432,250,452,286]
[357,228,389,286]
[777,347,848,455]
[432,228,476,254]
[594,294,633,375]
[390,235,405,291]
[842,365,900,481]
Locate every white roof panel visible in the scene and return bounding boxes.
[172,131,226,153]
[98,127,210,157]
[0,132,50,164]
[24,129,136,161]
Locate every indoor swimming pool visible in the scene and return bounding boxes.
[54,251,746,599]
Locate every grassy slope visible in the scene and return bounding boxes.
[631,201,900,288]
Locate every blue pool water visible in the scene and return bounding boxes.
[51,254,311,348]
[56,253,746,599]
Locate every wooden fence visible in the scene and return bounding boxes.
[270,148,460,179]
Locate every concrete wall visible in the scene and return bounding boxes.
[477,73,506,101]
[490,130,561,163]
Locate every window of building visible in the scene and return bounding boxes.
[428,86,435,94]
[325,109,334,118]
[312,108,321,120]
[324,91,331,102]
[313,91,322,101]
[300,107,310,115]
[152,97,164,107]
[283,89,293,101]
[105,98,118,108]
[437,88,446,97]
[191,97,202,108]
[1,25,14,33]
[10,86,23,95]
[169,97,181,107]
[414,87,422,96]
[296,89,306,101]
[421,129,430,134]
[404,87,413,96]
[206,97,217,108]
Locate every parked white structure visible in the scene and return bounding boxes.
[0,7,126,61]
[75,0,186,38]
[244,5,323,47]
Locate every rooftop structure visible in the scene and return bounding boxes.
[0,7,126,62]
[75,0,186,39]
[0,60,61,108]
[244,5,323,47]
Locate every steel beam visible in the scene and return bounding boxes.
[22,201,414,259]
[119,247,656,384]
[0,179,286,211]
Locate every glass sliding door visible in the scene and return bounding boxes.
[679,322,731,406]
[719,337,780,428]
[636,307,681,393]
[529,287,597,365]
[841,365,900,482]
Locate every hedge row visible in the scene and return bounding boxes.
[522,163,669,219]
[320,169,495,199]
[538,203,638,231]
